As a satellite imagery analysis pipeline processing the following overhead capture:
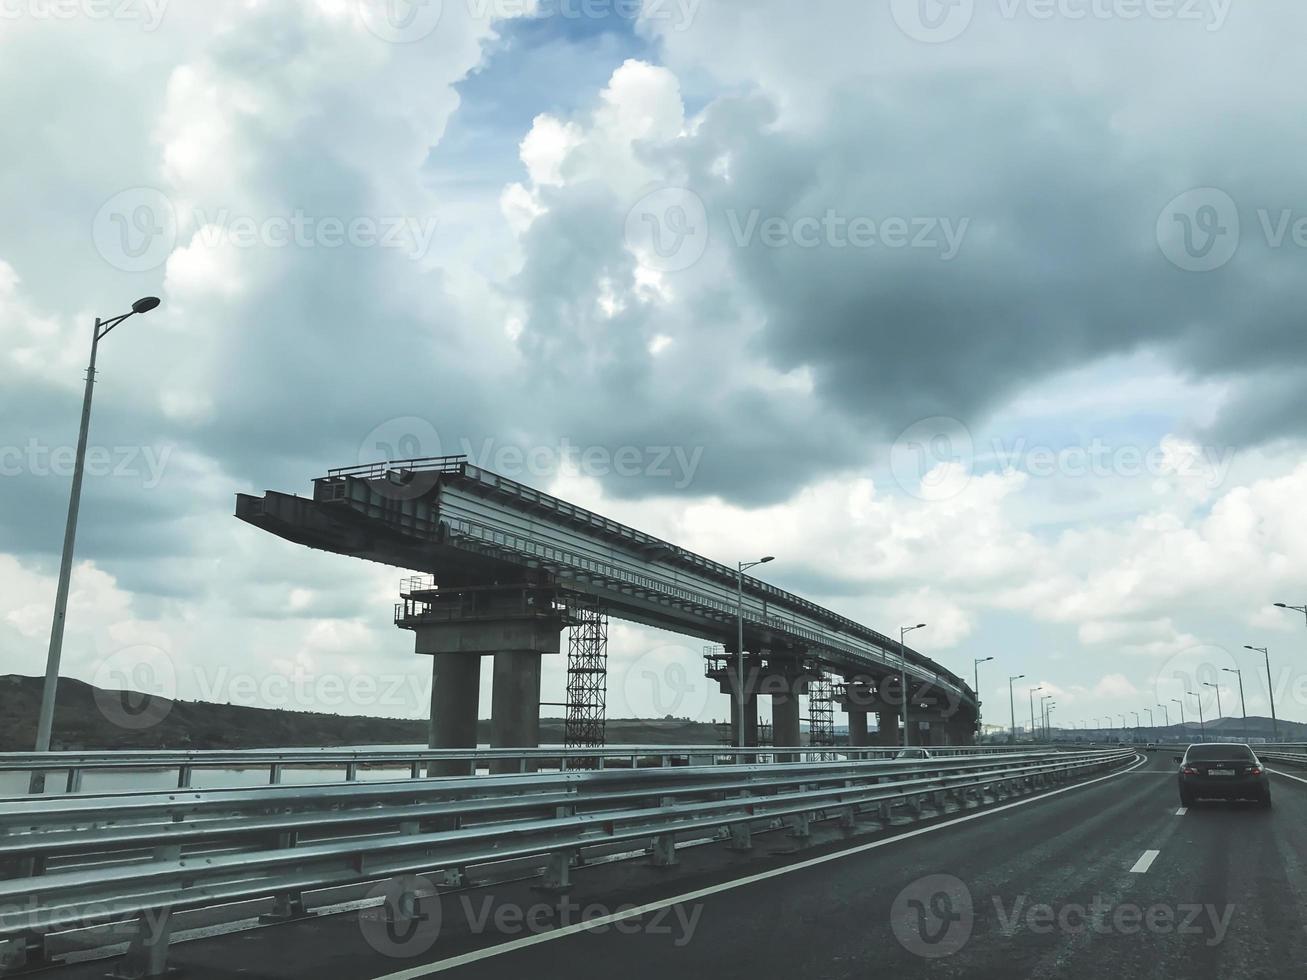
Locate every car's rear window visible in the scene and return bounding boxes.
[1186,745,1255,761]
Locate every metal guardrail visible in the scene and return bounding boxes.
[0,744,1042,795]
[0,746,1133,975]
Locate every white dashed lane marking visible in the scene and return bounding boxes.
[1130,849,1161,873]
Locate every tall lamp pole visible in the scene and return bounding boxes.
[1144,707,1154,731]
[899,623,927,746]
[973,657,994,737]
[734,556,775,750]
[1028,685,1042,741]
[1171,698,1185,739]
[1247,642,1281,742]
[1008,674,1024,744]
[1041,694,1053,740]
[1157,703,1169,734]
[1222,668,1247,741]
[34,297,162,754]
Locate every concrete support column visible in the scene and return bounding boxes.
[490,651,543,773]
[772,691,801,761]
[876,705,900,746]
[428,654,482,776]
[847,710,869,746]
[730,691,759,748]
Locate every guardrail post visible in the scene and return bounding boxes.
[837,804,856,832]
[651,833,678,867]
[176,765,193,789]
[269,763,282,785]
[64,768,83,794]
[788,810,811,840]
[109,908,173,979]
[345,762,359,781]
[261,833,315,922]
[540,850,574,890]
[728,822,752,851]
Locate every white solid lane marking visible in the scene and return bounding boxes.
[1176,807,1187,815]
[1266,767,1307,786]
[1130,849,1161,873]
[368,753,1151,980]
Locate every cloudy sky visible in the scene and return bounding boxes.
[3,0,1307,738]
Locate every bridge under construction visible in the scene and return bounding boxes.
[235,456,978,765]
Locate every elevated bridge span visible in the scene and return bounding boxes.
[235,456,977,758]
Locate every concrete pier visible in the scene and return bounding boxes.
[400,583,563,776]
[490,650,544,772]
[427,654,482,776]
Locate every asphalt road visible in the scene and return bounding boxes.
[44,756,1307,980]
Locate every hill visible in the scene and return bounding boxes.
[0,674,725,751]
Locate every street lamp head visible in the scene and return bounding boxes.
[979,656,994,663]
[915,623,926,629]
[758,555,775,564]
[131,296,162,314]
[1275,602,1287,608]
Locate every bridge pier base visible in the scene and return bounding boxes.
[402,584,564,777]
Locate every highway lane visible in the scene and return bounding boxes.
[376,756,1307,980]
[40,756,1307,979]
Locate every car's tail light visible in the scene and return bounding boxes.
[1249,766,1263,775]
[1182,766,1199,775]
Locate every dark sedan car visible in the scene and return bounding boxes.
[1176,743,1271,808]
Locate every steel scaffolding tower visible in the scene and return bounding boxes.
[563,599,608,749]
[807,672,835,748]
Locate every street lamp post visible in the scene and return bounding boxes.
[1188,691,1204,740]
[1171,698,1185,739]
[974,657,994,735]
[1157,703,1169,736]
[33,297,162,755]
[1047,703,1057,737]
[1144,707,1154,731]
[1203,682,1223,735]
[734,556,775,750]
[1042,696,1054,739]
[1008,674,1025,744]
[899,623,927,746]
[1245,644,1280,742]
[1028,686,1042,742]
[1222,668,1247,740]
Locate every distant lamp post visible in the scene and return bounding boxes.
[1222,668,1247,741]
[1171,698,1185,738]
[1187,691,1205,740]
[1007,674,1024,745]
[1203,681,1223,732]
[1028,685,1042,741]
[899,623,927,746]
[734,556,774,750]
[1157,703,1169,733]
[1144,707,1154,731]
[1246,643,1280,742]
[34,297,162,754]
